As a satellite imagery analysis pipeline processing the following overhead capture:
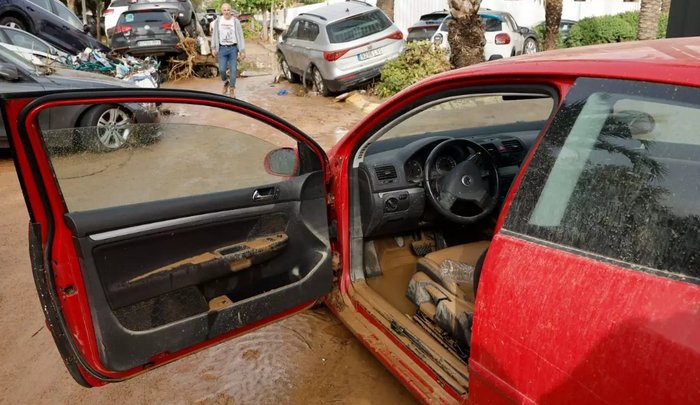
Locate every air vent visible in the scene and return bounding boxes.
[375,165,397,182]
[501,139,523,152]
[482,143,498,155]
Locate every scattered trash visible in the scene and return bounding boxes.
[277,89,289,96]
[60,47,161,87]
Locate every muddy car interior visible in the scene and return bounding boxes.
[350,88,558,393]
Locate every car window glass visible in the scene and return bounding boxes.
[480,16,502,32]
[505,78,700,280]
[327,10,392,43]
[379,94,553,140]
[27,0,51,10]
[35,102,316,212]
[110,0,128,6]
[297,21,320,42]
[0,43,37,72]
[286,20,300,39]
[118,11,171,24]
[506,15,518,31]
[5,30,50,53]
[54,1,84,30]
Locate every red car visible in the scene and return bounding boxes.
[3,37,699,404]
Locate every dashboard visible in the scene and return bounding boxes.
[358,122,544,237]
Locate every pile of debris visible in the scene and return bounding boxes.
[61,48,161,88]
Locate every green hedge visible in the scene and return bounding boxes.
[565,11,669,48]
[375,41,451,98]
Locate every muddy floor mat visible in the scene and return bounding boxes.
[114,286,208,331]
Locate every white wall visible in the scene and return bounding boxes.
[273,0,642,33]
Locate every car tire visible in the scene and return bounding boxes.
[78,105,134,151]
[0,16,27,31]
[278,54,299,83]
[311,66,331,97]
[523,38,538,55]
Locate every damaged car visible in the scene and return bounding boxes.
[2,37,699,404]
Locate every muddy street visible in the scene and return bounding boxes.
[0,54,416,403]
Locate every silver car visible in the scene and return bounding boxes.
[276,1,403,96]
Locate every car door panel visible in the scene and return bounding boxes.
[5,90,332,382]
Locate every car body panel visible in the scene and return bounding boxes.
[104,0,129,39]
[127,0,194,26]
[110,9,180,56]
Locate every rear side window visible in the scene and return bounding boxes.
[118,11,171,24]
[505,78,700,280]
[298,21,320,41]
[327,10,392,43]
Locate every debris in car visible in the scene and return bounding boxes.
[58,47,161,88]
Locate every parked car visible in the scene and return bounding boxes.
[0,45,158,150]
[406,10,449,42]
[127,0,197,36]
[277,1,403,96]
[0,25,67,65]
[104,0,130,39]
[4,37,700,403]
[0,0,108,55]
[412,9,539,60]
[110,9,180,57]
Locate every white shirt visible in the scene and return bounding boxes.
[219,17,237,46]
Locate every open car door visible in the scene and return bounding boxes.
[3,89,333,386]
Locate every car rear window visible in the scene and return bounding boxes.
[481,16,502,32]
[327,10,392,43]
[406,26,438,42]
[118,11,172,24]
[505,78,700,281]
[109,0,128,6]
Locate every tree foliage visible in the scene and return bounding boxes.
[565,11,668,48]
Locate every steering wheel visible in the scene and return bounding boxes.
[424,139,500,224]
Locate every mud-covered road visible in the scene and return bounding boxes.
[0,52,416,403]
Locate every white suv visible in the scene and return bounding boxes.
[277,1,403,96]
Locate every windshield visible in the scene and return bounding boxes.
[0,44,41,74]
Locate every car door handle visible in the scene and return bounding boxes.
[252,187,278,202]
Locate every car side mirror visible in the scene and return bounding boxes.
[264,147,299,177]
[0,63,20,81]
[519,27,529,35]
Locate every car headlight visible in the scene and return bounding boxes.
[433,33,443,45]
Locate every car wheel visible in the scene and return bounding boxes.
[278,54,299,83]
[312,66,331,96]
[79,105,133,151]
[0,16,27,31]
[523,38,538,55]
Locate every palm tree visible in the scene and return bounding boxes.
[661,0,672,14]
[447,0,484,68]
[544,0,563,50]
[638,0,662,40]
[376,0,394,21]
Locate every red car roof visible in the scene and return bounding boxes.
[428,37,700,88]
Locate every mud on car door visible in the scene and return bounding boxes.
[3,89,333,386]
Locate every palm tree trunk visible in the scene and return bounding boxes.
[376,0,394,21]
[448,0,484,68]
[544,0,563,50]
[661,0,672,14]
[638,0,662,40]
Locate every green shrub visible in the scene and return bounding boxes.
[566,11,670,48]
[534,23,564,49]
[242,18,263,39]
[565,14,636,47]
[375,41,451,98]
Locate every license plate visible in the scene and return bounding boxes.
[138,40,161,46]
[357,48,382,61]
